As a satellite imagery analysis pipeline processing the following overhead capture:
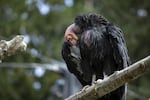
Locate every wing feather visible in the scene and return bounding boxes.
[107,24,131,69]
[61,41,88,86]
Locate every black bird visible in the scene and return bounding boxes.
[62,13,130,100]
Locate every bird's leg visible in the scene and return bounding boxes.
[82,74,97,91]
[92,74,96,85]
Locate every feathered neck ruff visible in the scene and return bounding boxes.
[75,13,109,32]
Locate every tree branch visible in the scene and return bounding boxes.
[66,55,150,100]
[0,35,27,60]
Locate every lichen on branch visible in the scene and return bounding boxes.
[0,35,27,60]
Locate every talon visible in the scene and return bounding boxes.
[82,85,90,91]
[97,79,102,83]
[92,81,97,85]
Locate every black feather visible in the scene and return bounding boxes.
[62,41,89,86]
[62,13,130,100]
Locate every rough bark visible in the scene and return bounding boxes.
[66,56,150,100]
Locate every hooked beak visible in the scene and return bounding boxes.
[64,24,79,46]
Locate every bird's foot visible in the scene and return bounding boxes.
[81,85,90,91]
[92,79,103,85]
[96,79,103,83]
[92,80,97,85]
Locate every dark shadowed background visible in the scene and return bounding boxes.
[0,0,149,100]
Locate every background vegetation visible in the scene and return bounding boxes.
[0,0,149,100]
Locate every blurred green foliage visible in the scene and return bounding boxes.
[0,0,149,100]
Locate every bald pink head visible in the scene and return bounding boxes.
[64,24,80,45]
